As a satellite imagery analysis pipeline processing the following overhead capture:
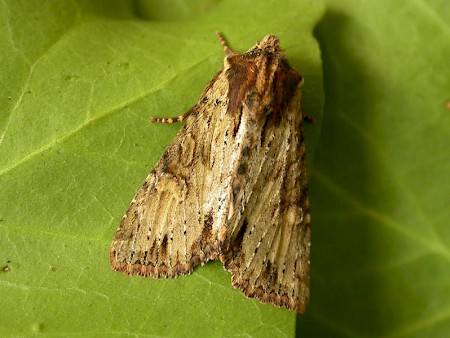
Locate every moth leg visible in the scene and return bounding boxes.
[150,105,197,124]
[303,115,316,123]
[215,32,238,56]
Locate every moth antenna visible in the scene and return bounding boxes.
[150,106,196,124]
[215,32,237,56]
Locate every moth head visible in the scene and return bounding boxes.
[237,35,285,64]
[225,35,303,120]
[252,35,283,55]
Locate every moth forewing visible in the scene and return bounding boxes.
[110,34,311,313]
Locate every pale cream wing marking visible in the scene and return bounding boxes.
[220,88,311,313]
[110,71,231,278]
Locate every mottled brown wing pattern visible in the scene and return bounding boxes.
[110,34,311,313]
[110,69,235,278]
[218,37,310,313]
[220,86,310,313]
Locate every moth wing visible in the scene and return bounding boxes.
[110,72,229,278]
[220,88,311,313]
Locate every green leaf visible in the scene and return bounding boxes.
[0,0,323,337]
[296,0,450,337]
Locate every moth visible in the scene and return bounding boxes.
[110,33,311,313]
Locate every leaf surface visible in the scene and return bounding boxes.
[0,0,323,337]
